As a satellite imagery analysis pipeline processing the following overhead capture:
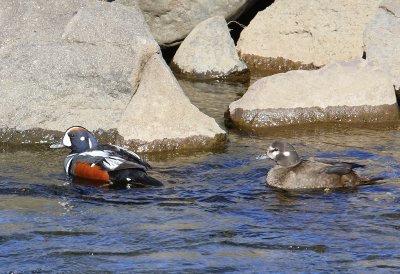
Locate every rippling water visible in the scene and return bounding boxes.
[1,78,400,272]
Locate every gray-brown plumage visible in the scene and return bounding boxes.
[266,141,366,190]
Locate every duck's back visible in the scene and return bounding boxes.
[267,160,362,190]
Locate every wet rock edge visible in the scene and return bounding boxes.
[227,103,400,133]
[0,128,227,154]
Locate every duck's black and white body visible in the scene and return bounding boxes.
[266,141,365,190]
[51,126,162,188]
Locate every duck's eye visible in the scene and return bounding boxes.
[69,133,76,138]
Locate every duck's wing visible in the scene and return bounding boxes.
[308,158,364,176]
[98,144,151,169]
[77,150,148,172]
[100,155,148,172]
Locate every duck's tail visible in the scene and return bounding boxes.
[109,169,163,188]
[359,176,386,186]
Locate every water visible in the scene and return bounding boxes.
[1,78,400,272]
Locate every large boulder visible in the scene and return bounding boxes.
[119,54,226,152]
[228,59,398,132]
[0,0,225,152]
[364,0,400,90]
[112,0,257,47]
[237,0,381,74]
[170,16,248,80]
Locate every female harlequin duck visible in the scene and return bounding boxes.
[266,141,367,190]
[51,126,162,188]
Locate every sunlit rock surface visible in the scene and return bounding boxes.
[228,59,398,132]
[364,0,400,90]
[171,16,248,80]
[119,54,226,152]
[237,0,381,74]
[111,0,257,47]
[0,0,225,152]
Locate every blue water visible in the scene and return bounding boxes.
[1,79,400,272]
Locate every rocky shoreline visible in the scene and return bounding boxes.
[0,0,399,152]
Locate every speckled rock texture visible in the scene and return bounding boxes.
[0,0,226,152]
[237,0,381,73]
[364,0,400,90]
[119,54,226,152]
[111,0,257,47]
[170,16,248,80]
[228,59,398,132]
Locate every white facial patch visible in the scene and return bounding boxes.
[88,138,92,149]
[283,151,291,157]
[80,136,85,141]
[272,151,280,157]
[267,149,280,159]
[63,133,72,147]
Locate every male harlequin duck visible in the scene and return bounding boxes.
[266,141,367,190]
[51,126,162,188]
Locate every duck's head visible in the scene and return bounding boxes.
[51,126,98,153]
[267,141,301,167]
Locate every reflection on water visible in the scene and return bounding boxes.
[1,78,400,272]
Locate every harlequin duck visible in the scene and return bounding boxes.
[51,126,162,188]
[266,140,367,190]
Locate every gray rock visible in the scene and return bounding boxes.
[119,54,226,152]
[170,16,248,80]
[0,0,226,152]
[237,0,381,74]
[228,59,398,132]
[112,0,256,47]
[364,0,400,90]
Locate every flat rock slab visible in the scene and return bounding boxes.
[171,16,248,80]
[228,59,398,132]
[237,0,381,73]
[364,0,400,90]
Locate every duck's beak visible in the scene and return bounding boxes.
[50,141,65,149]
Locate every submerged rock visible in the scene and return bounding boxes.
[364,0,400,90]
[111,0,257,47]
[228,59,398,132]
[237,0,381,74]
[171,16,248,81]
[0,0,226,152]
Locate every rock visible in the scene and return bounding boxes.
[111,0,257,47]
[119,54,226,152]
[237,0,381,74]
[170,16,248,80]
[364,0,400,90]
[0,0,226,152]
[228,59,398,132]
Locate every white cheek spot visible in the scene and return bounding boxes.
[267,150,280,159]
[283,151,291,157]
[80,136,85,141]
[272,151,280,157]
[63,134,72,147]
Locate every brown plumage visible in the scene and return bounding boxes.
[266,141,366,190]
